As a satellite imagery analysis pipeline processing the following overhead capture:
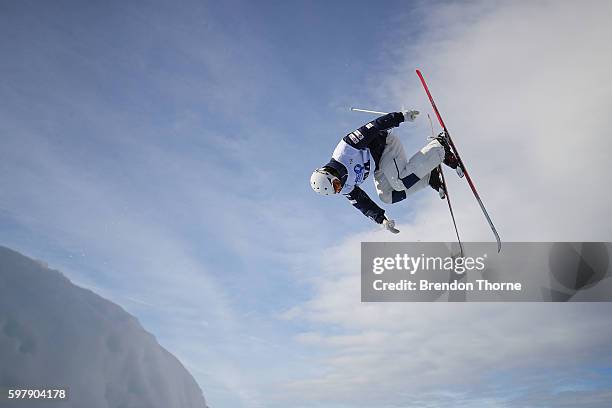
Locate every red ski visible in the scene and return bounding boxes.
[416,69,501,252]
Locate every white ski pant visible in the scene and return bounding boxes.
[374,135,445,204]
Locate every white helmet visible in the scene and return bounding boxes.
[310,168,339,195]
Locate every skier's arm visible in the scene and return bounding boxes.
[344,111,418,150]
[369,112,406,132]
[345,186,386,224]
[343,112,404,149]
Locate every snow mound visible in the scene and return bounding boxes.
[0,246,208,408]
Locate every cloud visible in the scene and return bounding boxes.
[278,1,612,406]
[281,239,612,407]
[383,0,612,242]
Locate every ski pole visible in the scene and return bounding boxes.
[350,107,388,115]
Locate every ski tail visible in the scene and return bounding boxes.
[417,69,501,252]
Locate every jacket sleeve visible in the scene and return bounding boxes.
[343,112,405,150]
[345,186,386,224]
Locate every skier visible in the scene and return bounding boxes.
[310,110,462,233]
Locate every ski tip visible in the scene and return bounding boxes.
[416,69,425,82]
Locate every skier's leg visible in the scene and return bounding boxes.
[402,138,445,179]
[374,134,413,203]
[435,132,463,177]
[374,170,414,204]
[377,134,409,189]
[373,172,394,204]
[428,167,446,199]
[383,135,445,196]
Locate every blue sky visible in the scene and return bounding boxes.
[2,0,612,407]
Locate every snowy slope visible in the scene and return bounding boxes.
[0,246,208,408]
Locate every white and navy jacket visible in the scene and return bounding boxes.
[324,112,405,224]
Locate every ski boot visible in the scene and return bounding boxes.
[436,132,464,178]
[428,167,446,199]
